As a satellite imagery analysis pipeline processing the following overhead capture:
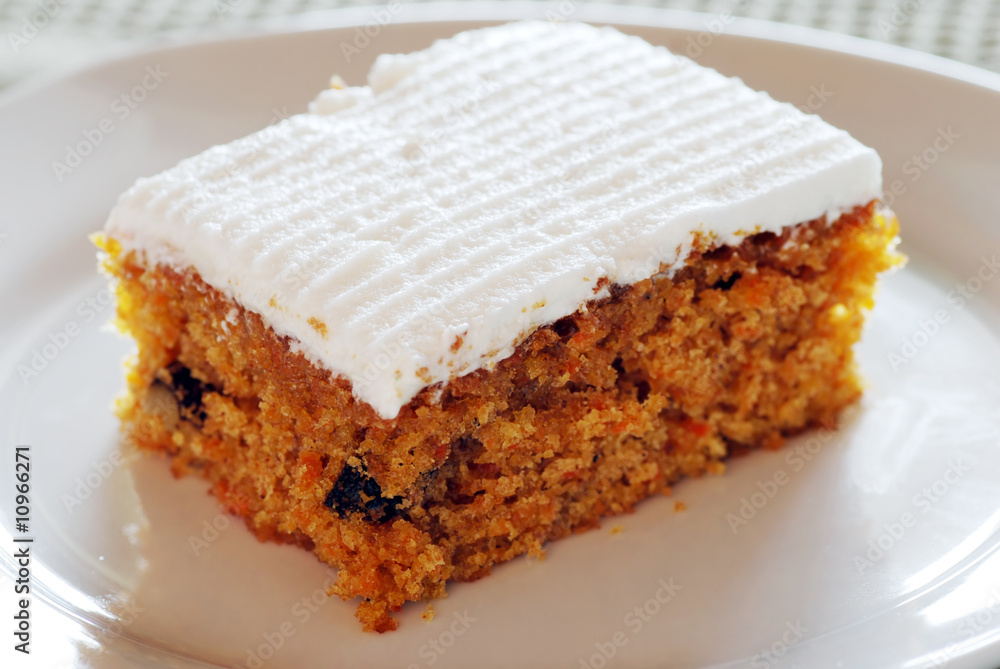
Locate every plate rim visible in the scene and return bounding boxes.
[2,0,1000,113]
[3,4,1000,668]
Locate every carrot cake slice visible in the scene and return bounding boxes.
[95,21,901,632]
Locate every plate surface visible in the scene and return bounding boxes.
[2,3,1000,668]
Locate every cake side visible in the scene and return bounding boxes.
[102,20,882,419]
[97,203,900,632]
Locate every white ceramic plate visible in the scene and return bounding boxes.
[2,3,1000,668]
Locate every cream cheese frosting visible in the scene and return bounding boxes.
[105,21,882,419]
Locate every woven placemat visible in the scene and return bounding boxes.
[1,0,998,89]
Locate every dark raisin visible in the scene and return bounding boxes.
[703,245,735,262]
[552,317,579,340]
[636,379,651,403]
[611,357,626,377]
[324,462,403,524]
[165,362,215,425]
[711,272,742,291]
[609,282,629,299]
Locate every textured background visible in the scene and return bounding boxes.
[1,0,999,90]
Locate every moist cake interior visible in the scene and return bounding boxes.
[97,203,900,632]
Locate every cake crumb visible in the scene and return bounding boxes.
[307,317,328,338]
[421,604,435,622]
[103,199,898,634]
[610,525,623,535]
[828,303,849,323]
[763,432,786,451]
[706,461,726,476]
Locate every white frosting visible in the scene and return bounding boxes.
[105,21,882,419]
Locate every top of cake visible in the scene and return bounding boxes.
[105,21,882,419]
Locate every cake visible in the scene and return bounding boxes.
[95,21,901,632]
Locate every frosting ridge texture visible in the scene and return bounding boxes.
[105,21,882,418]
